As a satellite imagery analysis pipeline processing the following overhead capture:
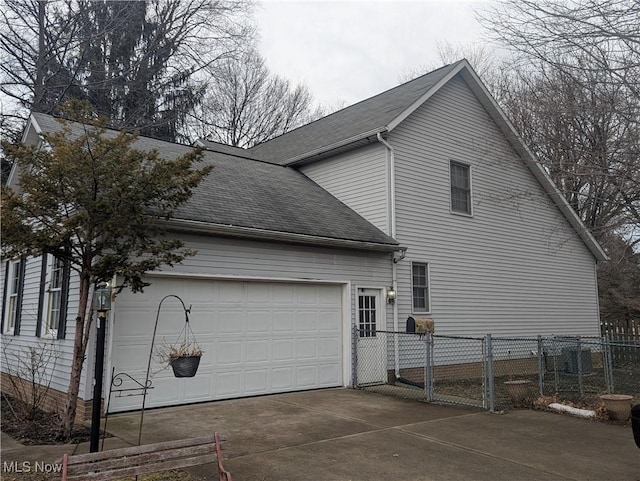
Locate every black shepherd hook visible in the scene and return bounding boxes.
[138,294,191,445]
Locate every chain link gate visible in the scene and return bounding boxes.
[427,334,488,409]
[354,330,488,409]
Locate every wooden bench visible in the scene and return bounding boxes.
[60,433,232,481]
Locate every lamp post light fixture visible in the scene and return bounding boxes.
[94,282,112,314]
[90,282,112,453]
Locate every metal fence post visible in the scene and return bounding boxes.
[486,334,495,412]
[425,333,433,402]
[552,337,559,394]
[537,335,544,396]
[351,323,358,388]
[481,336,487,409]
[577,337,583,397]
[604,335,614,393]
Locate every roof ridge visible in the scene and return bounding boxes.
[249,61,458,152]
[32,112,286,167]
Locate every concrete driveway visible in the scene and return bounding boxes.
[101,388,639,481]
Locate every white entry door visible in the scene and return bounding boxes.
[356,288,387,385]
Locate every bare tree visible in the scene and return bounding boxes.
[0,0,255,141]
[598,232,640,324]
[1,339,60,421]
[192,49,323,148]
[399,41,498,83]
[479,0,640,98]
[478,0,640,326]
[494,62,640,244]
[477,1,640,244]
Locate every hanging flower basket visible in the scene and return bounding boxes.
[170,354,201,378]
[156,309,203,378]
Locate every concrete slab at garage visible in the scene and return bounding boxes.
[99,388,639,481]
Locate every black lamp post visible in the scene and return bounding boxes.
[90,282,111,453]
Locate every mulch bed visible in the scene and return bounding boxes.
[1,396,204,480]
[1,394,92,445]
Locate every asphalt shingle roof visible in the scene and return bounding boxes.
[247,62,461,164]
[30,113,398,248]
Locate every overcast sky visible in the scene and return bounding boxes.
[255,0,491,110]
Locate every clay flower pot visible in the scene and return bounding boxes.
[600,394,633,421]
[504,380,532,405]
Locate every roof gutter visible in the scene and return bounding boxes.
[162,218,403,253]
[283,128,385,166]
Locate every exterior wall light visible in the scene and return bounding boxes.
[386,287,397,304]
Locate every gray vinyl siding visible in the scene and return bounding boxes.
[299,144,390,234]
[0,257,90,400]
[132,234,393,325]
[2,238,393,401]
[389,75,600,337]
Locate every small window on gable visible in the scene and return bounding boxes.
[411,262,430,313]
[450,160,472,215]
[2,259,25,335]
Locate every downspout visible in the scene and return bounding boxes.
[594,260,602,337]
[377,132,401,377]
[377,132,397,238]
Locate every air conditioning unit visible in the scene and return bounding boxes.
[561,348,592,374]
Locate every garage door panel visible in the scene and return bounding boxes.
[297,312,320,331]
[297,285,321,304]
[115,308,153,337]
[319,337,342,357]
[297,338,317,358]
[246,340,269,362]
[109,279,343,412]
[297,366,318,387]
[150,377,182,404]
[272,339,294,360]
[320,311,342,330]
[217,341,243,364]
[272,284,296,304]
[247,311,270,332]
[318,285,342,305]
[272,367,293,389]
[183,374,213,401]
[246,283,271,304]
[216,371,243,395]
[319,364,341,384]
[273,312,295,331]
[244,369,269,393]
[218,283,243,303]
[218,311,244,333]
[112,345,148,368]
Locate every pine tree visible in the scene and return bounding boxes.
[1,101,212,435]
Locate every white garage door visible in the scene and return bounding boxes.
[108,277,344,412]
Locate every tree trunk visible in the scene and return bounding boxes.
[33,0,46,112]
[61,272,92,438]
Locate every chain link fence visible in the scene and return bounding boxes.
[354,330,640,412]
